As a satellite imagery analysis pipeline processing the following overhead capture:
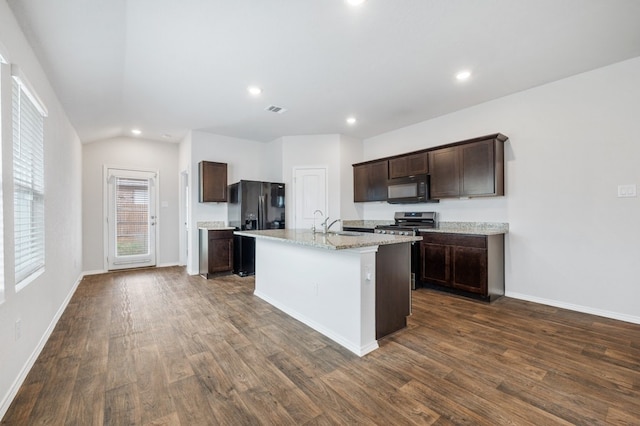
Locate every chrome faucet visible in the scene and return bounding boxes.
[312,209,324,233]
[321,217,341,234]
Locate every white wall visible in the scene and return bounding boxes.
[183,130,281,274]
[339,134,364,220]
[280,134,365,228]
[82,137,180,273]
[281,135,342,227]
[0,0,83,417]
[363,57,640,323]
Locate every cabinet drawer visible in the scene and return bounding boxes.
[420,232,486,249]
[208,230,234,240]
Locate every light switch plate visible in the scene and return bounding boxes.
[617,184,637,198]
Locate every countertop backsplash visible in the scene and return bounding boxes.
[437,221,509,234]
[197,221,229,229]
[342,220,394,228]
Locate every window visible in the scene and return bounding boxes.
[0,53,6,301]
[12,67,47,288]
[115,177,150,256]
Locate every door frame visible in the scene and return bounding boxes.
[179,169,189,266]
[292,166,329,230]
[103,165,160,271]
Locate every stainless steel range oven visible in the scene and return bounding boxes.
[375,212,437,289]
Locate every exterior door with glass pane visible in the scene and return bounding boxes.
[107,168,157,270]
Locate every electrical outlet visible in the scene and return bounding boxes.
[617,184,637,198]
[15,319,22,341]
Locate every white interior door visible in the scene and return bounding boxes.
[106,168,157,270]
[294,167,328,230]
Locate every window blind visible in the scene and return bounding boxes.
[0,61,5,300]
[115,177,150,256]
[12,78,45,285]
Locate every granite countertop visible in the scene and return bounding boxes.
[420,222,509,235]
[197,221,235,230]
[234,229,421,250]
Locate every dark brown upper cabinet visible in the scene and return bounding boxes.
[353,160,389,202]
[389,152,429,179]
[353,133,507,203]
[428,146,460,198]
[429,135,505,199]
[199,161,228,202]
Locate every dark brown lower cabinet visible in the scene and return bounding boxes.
[419,232,504,301]
[199,229,234,278]
[376,243,411,339]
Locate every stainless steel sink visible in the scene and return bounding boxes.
[328,230,363,236]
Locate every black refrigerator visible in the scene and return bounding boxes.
[227,180,285,276]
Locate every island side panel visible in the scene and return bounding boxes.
[253,238,379,356]
[375,242,412,339]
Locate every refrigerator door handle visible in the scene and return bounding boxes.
[258,195,265,229]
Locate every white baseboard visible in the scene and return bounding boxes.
[0,272,85,420]
[83,264,182,277]
[254,290,379,357]
[505,291,640,325]
[83,264,183,278]
[82,269,106,276]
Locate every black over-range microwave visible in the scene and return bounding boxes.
[387,174,436,204]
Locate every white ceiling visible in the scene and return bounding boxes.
[7,0,640,143]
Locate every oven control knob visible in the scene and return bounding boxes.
[389,231,395,235]
[400,231,407,236]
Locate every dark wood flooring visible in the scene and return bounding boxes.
[2,266,640,425]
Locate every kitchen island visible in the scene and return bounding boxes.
[234,229,421,356]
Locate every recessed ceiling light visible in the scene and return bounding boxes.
[346,117,357,125]
[131,129,142,135]
[456,70,472,81]
[247,86,262,96]
[346,0,366,5]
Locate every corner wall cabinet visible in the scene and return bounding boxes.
[199,229,234,278]
[199,161,228,202]
[429,135,505,199]
[419,232,504,301]
[353,160,389,202]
